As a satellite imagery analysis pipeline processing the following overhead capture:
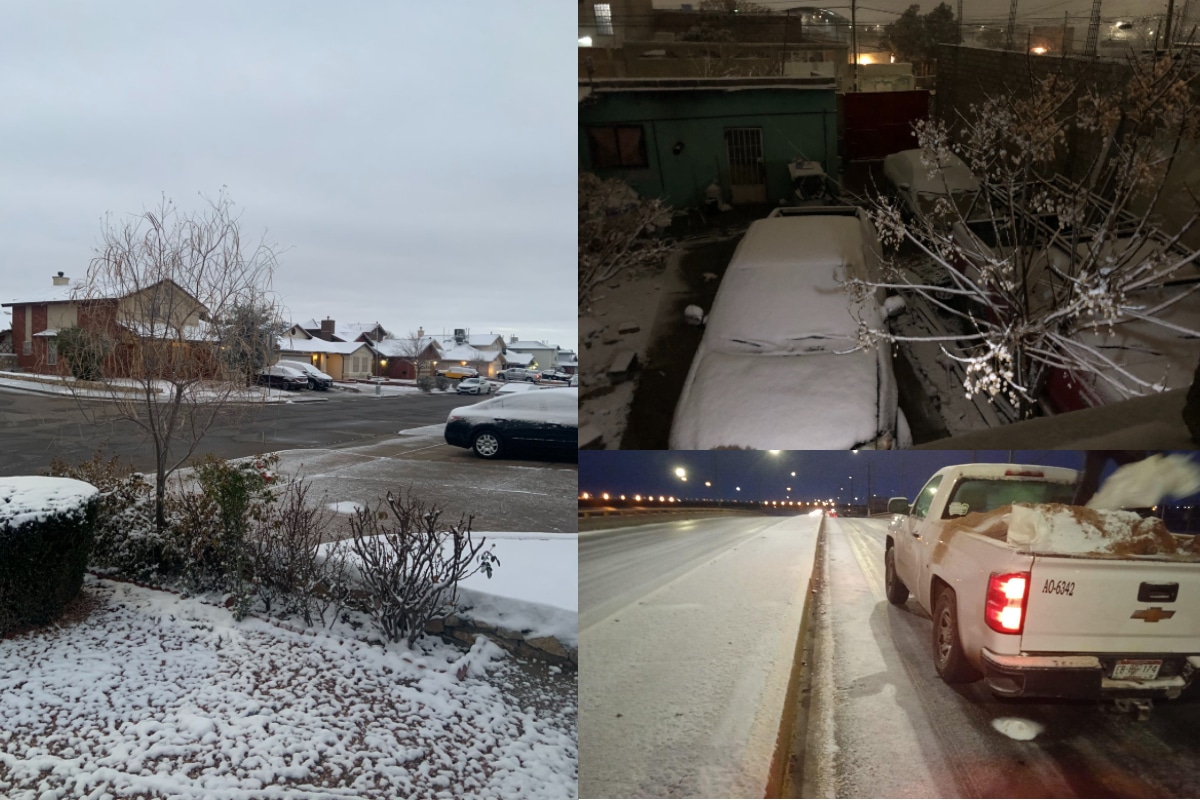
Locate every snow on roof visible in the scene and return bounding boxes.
[32,328,60,337]
[0,476,99,528]
[297,318,320,329]
[3,283,86,306]
[504,351,535,366]
[440,343,499,363]
[508,340,551,349]
[704,215,881,349]
[277,336,369,355]
[670,348,885,449]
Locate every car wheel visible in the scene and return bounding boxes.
[933,587,981,683]
[471,430,503,459]
[308,379,317,390]
[884,547,909,606]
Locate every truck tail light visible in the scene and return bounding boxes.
[985,571,1030,634]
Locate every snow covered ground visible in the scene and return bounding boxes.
[0,575,577,799]
[0,371,319,404]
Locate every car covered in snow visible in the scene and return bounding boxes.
[668,206,909,450]
[444,387,577,459]
[255,364,309,391]
[276,360,334,390]
[883,148,980,230]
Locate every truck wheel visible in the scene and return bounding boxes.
[933,587,981,684]
[884,547,909,606]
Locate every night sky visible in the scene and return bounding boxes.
[580,451,1127,504]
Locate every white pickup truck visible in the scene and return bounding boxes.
[884,463,1200,713]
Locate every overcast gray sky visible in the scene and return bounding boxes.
[1,2,575,350]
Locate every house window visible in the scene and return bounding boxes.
[587,126,648,169]
[46,341,57,367]
[23,341,31,356]
[594,3,613,36]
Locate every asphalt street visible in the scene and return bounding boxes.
[0,386,578,533]
[805,517,1200,798]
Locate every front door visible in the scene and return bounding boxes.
[724,127,767,204]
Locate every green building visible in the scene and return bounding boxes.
[578,76,839,209]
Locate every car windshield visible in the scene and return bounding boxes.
[941,478,1076,518]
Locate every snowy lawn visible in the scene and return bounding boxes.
[0,574,577,800]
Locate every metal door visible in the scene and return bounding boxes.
[724,127,767,204]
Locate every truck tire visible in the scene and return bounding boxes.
[933,587,981,684]
[884,547,909,606]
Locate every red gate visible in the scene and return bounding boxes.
[842,90,931,161]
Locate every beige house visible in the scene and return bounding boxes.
[276,333,374,381]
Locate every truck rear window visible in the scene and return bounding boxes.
[941,479,1076,518]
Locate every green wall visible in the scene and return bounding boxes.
[579,87,838,209]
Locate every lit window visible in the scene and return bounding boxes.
[594,4,613,36]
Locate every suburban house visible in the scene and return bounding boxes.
[1,272,214,377]
[506,338,558,372]
[276,329,374,381]
[368,328,508,379]
[557,349,579,375]
[293,318,390,344]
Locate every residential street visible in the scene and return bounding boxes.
[805,517,1200,798]
[0,388,577,533]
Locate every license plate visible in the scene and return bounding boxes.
[1112,660,1162,680]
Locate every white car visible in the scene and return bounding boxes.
[883,149,980,229]
[669,207,908,450]
[455,377,495,395]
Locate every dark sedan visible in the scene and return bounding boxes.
[444,388,577,459]
[255,364,309,391]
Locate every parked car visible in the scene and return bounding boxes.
[439,365,479,380]
[495,382,542,395]
[883,148,981,230]
[884,463,1200,709]
[541,370,572,382]
[497,367,542,383]
[455,377,495,395]
[444,388,577,460]
[669,206,908,450]
[276,360,334,390]
[255,364,309,391]
[569,374,579,387]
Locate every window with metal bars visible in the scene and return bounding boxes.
[594,4,613,36]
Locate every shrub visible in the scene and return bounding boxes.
[0,477,98,635]
[252,478,351,626]
[54,325,112,382]
[347,490,497,646]
[47,453,166,581]
[416,376,436,393]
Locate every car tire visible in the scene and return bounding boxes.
[933,586,981,684]
[471,430,503,459]
[884,547,909,606]
[308,379,317,390]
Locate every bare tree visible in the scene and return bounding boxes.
[579,172,674,314]
[848,54,1200,416]
[70,190,282,529]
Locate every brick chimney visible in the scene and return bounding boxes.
[52,271,68,287]
[320,318,335,340]
[417,327,424,338]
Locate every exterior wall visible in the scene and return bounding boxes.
[46,304,78,330]
[580,85,838,208]
[117,282,204,329]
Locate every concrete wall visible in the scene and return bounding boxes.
[580,85,837,208]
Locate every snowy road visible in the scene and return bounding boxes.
[805,517,1200,798]
[579,514,819,799]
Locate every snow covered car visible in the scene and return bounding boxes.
[255,364,309,391]
[883,149,980,230]
[455,377,494,395]
[276,360,334,390]
[444,387,577,459]
[668,207,909,450]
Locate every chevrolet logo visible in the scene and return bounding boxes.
[1131,607,1176,623]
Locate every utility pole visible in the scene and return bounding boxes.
[1166,0,1177,51]
[957,0,963,44]
[1006,0,1019,50]
[851,0,859,91]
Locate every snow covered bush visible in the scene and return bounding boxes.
[0,477,98,634]
[347,491,498,646]
[47,453,167,581]
[252,477,351,627]
[579,172,674,314]
[851,53,1200,414]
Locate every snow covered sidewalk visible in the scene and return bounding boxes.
[0,575,577,800]
[579,514,820,798]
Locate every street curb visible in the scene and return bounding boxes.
[766,515,824,799]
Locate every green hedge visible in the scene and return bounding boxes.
[0,478,99,635]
